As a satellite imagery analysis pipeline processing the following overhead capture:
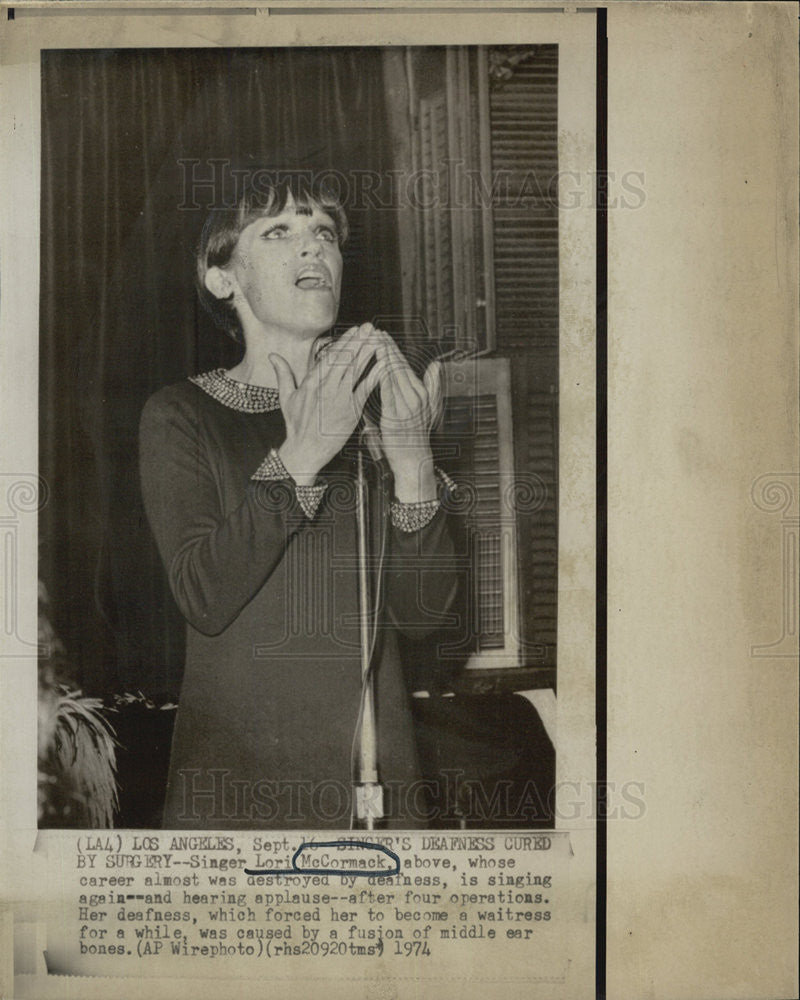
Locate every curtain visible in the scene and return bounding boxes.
[40,47,402,697]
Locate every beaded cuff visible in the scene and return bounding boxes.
[391,498,440,533]
[434,465,458,499]
[390,467,458,533]
[251,449,327,520]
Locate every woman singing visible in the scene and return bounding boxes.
[139,173,460,830]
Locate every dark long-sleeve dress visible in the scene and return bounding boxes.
[139,370,460,829]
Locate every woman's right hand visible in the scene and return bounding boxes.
[269,323,383,485]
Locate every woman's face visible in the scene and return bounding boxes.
[224,192,343,340]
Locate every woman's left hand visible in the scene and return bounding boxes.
[371,336,443,502]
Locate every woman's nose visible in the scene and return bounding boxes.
[299,234,322,257]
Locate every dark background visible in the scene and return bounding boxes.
[40,47,402,699]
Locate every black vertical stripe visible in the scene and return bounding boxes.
[596,8,609,1000]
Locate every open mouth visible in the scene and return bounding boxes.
[295,273,330,290]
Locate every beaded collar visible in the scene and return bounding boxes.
[189,368,281,413]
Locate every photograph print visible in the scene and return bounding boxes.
[37,44,560,832]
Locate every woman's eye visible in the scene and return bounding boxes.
[316,227,337,243]
[262,225,288,239]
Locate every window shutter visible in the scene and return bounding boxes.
[490,45,559,351]
[489,45,559,664]
[400,45,560,678]
[414,49,496,355]
[418,92,455,345]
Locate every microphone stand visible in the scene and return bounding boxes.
[353,421,386,829]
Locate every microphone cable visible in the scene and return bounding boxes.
[348,444,392,830]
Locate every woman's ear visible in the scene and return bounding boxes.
[204,266,234,301]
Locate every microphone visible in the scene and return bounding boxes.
[360,417,384,464]
[359,408,391,494]
[355,359,386,466]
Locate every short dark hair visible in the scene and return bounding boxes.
[195,170,349,344]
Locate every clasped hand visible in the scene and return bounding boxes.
[270,324,442,500]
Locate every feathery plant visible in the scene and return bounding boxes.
[50,691,119,828]
[38,580,119,828]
